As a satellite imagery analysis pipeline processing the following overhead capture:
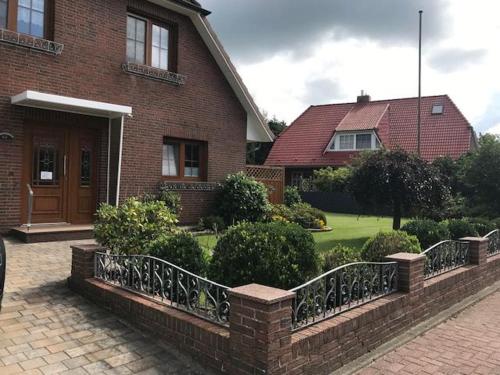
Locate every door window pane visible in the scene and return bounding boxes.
[80,148,91,187]
[162,143,179,176]
[126,16,146,64]
[338,134,355,150]
[33,144,58,186]
[356,134,372,150]
[0,0,7,29]
[184,144,200,177]
[152,24,169,70]
[17,0,45,38]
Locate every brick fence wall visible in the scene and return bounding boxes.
[69,237,500,374]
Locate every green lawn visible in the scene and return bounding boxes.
[196,213,406,254]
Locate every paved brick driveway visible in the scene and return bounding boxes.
[0,238,212,375]
[357,290,500,375]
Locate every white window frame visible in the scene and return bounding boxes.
[326,131,382,152]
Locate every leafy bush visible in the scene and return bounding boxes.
[401,219,450,249]
[198,215,226,232]
[269,203,327,229]
[215,172,270,225]
[491,218,500,231]
[157,190,182,215]
[361,231,421,262]
[148,232,208,275]
[447,219,479,239]
[209,222,319,289]
[468,218,496,237]
[284,186,302,207]
[322,245,361,273]
[94,197,177,254]
[313,167,352,192]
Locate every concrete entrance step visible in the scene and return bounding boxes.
[10,224,94,243]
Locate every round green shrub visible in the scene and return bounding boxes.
[290,203,328,229]
[401,219,450,249]
[148,232,208,275]
[215,172,270,225]
[361,231,421,262]
[94,197,177,255]
[447,219,479,239]
[468,218,496,236]
[157,190,182,215]
[284,186,302,207]
[209,222,319,289]
[322,245,361,273]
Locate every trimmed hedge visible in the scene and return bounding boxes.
[401,219,450,249]
[322,245,361,273]
[361,231,421,262]
[447,219,479,239]
[209,222,319,290]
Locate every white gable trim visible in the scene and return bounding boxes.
[148,0,274,143]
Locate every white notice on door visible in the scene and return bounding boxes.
[40,171,53,180]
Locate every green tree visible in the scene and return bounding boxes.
[349,150,448,230]
[313,167,352,192]
[463,134,500,216]
[247,117,287,165]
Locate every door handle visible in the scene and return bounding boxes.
[64,155,67,177]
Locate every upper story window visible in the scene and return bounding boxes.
[330,132,381,152]
[0,0,7,29]
[162,138,206,181]
[0,0,50,38]
[126,13,177,72]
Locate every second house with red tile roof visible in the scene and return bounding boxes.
[265,93,477,186]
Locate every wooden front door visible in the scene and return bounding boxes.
[23,124,99,225]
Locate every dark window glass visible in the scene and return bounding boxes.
[33,144,58,186]
[126,15,146,64]
[17,0,45,38]
[80,148,91,187]
[0,0,7,29]
[356,134,372,150]
[184,144,200,177]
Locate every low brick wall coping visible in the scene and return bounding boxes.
[70,244,105,252]
[460,237,488,243]
[229,283,295,304]
[386,252,426,262]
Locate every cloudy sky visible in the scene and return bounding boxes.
[202,0,500,134]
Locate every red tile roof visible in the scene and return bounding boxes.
[265,95,475,167]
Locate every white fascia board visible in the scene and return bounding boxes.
[11,90,132,119]
[147,0,274,143]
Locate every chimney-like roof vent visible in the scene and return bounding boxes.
[357,90,371,103]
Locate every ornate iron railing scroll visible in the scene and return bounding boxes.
[485,229,500,257]
[95,252,230,326]
[422,240,470,279]
[289,262,398,331]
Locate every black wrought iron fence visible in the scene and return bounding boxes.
[289,262,398,331]
[485,229,500,257]
[94,252,230,326]
[422,240,470,279]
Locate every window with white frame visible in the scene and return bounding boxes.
[330,132,381,151]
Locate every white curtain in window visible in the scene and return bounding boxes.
[162,144,178,176]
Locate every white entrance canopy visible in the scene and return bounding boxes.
[11,90,132,119]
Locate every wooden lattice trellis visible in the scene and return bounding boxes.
[246,165,284,204]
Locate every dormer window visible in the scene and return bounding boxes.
[329,132,381,152]
[432,104,444,115]
[126,13,177,72]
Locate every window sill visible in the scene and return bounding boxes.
[0,29,64,55]
[159,181,218,192]
[122,62,186,86]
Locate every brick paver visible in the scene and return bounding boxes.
[0,238,213,374]
[357,290,500,375]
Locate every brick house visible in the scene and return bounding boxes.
[0,0,273,236]
[265,93,477,185]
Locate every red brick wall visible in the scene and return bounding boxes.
[0,0,246,230]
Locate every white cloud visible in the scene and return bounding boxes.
[214,0,500,132]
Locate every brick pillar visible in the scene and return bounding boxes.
[385,253,426,294]
[228,284,295,375]
[70,244,102,286]
[460,237,488,266]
